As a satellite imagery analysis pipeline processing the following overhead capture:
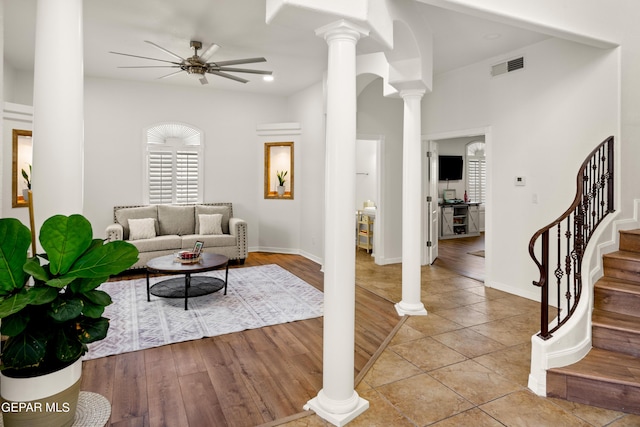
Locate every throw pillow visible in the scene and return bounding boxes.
[115,205,158,240]
[195,205,231,234]
[199,214,223,235]
[128,218,156,240]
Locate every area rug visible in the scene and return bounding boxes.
[84,264,324,360]
[468,250,485,258]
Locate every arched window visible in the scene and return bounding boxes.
[144,123,203,204]
[466,141,486,204]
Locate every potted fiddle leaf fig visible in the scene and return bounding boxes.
[0,214,138,427]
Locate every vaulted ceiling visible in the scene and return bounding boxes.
[4,0,550,96]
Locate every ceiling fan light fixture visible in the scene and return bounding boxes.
[263,74,274,82]
[185,65,206,76]
[112,40,271,85]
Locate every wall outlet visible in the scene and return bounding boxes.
[515,176,526,186]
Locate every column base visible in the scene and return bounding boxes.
[304,390,369,426]
[395,301,428,316]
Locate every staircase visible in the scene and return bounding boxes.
[546,229,640,414]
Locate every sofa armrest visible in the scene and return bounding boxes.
[229,217,248,260]
[106,223,124,242]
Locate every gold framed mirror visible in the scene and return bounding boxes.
[264,141,294,199]
[12,129,33,208]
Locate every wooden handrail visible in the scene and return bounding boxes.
[529,136,614,339]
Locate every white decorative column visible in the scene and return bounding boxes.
[304,20,369,426]
[32,0,84,230]
[396,88,428,316]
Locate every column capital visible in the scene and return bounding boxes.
[315,19,369,43]
[399,87,426,100]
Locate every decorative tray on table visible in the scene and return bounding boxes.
[175,251,201,264]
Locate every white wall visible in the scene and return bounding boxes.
[288,81,326,263]
[424,37,618,299]
[3,61,33,105]
[83,77,291,250]
[355,139,377,210]
[435,0,638,224]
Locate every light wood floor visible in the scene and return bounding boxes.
[81,253,402,427]
[433,233,485,282]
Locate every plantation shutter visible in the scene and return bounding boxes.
[467,158,486,204]
[148,151,173,204]
[176,151,199,203]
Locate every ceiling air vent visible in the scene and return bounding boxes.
[491,56,525,77]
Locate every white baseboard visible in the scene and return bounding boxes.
[249,246,323,268]
[486,279,540,302]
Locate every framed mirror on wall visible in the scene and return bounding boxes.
[264,141,294,199]
[12,129,33,208]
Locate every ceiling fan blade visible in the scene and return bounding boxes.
[117,65,181,69]
[207,70,249,83]
[208,57,267,67]
[199,75,209,85]
[110,51,181,65]
[144,40,185,61]
[217,67,273,75]
[199,43,220,62]
[157,70,185,80]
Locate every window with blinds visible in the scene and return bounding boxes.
[467,158,486,203]
[148,151,173,204]
[466,141,486,204]
[176,151,199,203]
[144,123,202,204]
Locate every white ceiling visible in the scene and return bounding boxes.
[4,0,550,97]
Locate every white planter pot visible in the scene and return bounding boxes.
[277,185,285,196]
[22,189,29,202]
[1,358,82,427]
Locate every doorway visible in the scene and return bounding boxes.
[356,136,384,264]
[422,127,490,280]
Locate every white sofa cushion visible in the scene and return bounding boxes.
[157,205,195,236]
[182,234,236,248]
[128,235,183,252]
[129,218,157,240]
[195,205,230,234]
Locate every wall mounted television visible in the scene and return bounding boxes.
[438,155,463,181]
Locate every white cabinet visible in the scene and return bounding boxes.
[440,203,480,239]
[468,204,479,234]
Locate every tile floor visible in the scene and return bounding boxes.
[277,260,640,426]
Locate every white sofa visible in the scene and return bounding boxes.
[105,203,247,269]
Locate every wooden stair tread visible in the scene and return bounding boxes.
[592,309,640,332]
[595,277,640,295]
[604,250,640,262]
[620,229,640,237]
[549,348,640,387]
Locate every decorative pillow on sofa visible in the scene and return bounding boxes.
[199,214,223,235]
[128,218,157,240]
[196,205,231,234]
[115,205,159,240]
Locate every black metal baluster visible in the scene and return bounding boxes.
[530,137,614,339]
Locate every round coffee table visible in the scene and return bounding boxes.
[146,253,229,310]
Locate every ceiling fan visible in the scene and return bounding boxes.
[110,40,272,85]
